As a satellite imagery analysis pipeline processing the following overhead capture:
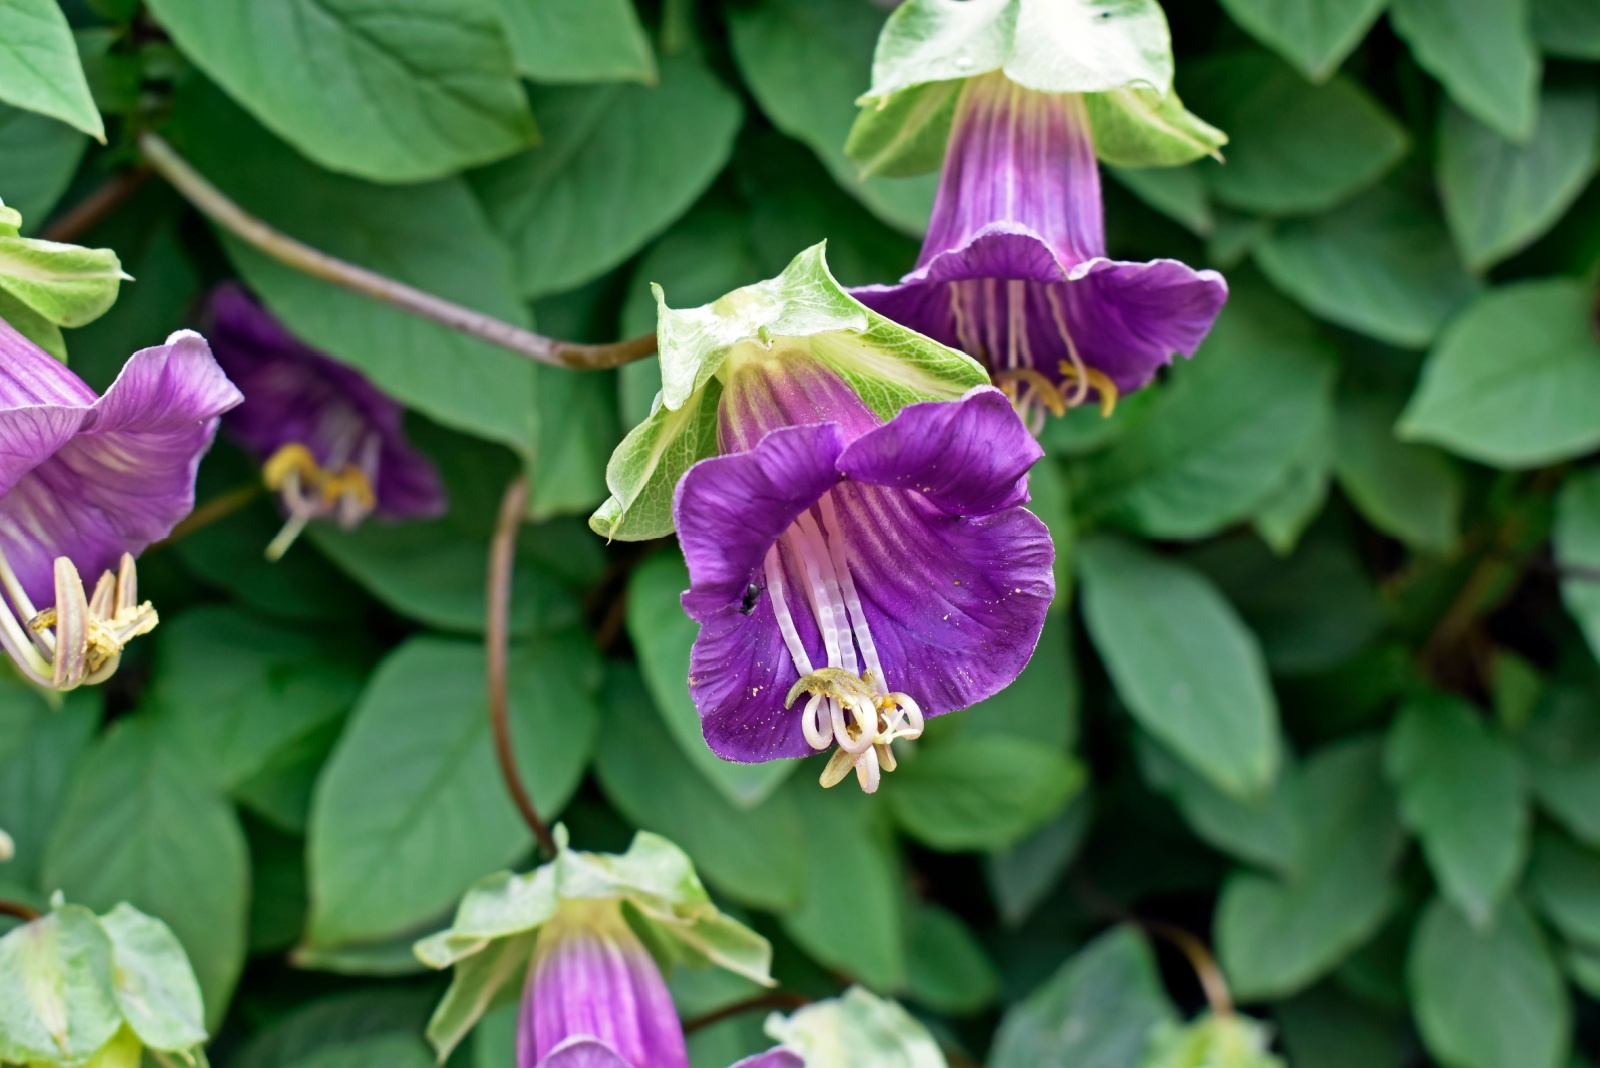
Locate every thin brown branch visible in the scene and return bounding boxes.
[682,992,811,1035]
[39,167,154,243]
[0,899,40,922]
[151,484,262,550]
[1141,919,1234,1018]
[488,475,557,859]
[137,131,657,371]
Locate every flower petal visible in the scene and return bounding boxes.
[208,285,446,520]
[1058,257,1229,392]
[829,481,1054,715]
[837,387,1041,515]
[0,329,241,603]
[535,1037,635,1068]
[675,424,845,607]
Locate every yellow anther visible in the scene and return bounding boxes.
[321,465,377,511]
[1059,361,1120,417]
[262,442,323,492]
[991,368,1068,418]
[785,666,877,709]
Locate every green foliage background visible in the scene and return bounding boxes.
[3,0,1600,1065]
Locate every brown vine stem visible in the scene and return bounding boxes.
[0,899,41,922]
[39,166,153,243]
[682,992,812,1035]
[1141,919,1234,1018]
[136,132,658,371]
[488,475,557,859]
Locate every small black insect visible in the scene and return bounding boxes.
[740,583,762,615]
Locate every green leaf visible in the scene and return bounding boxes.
[985,799,1091,926]
[730,0,936,234]
[1385,697,1528,925]
[1437,86,1600,271]
[0,104,86,231]
[1556,470,1600,667]
[858,0,1174,102]
[1084,86,1228,168]
[1389,0,1541,141]
[0,904,120,1065]
[1215,738,1404,999]
[1528,830,1600,949]
[305,634,599,949]
[1517,687,1600,850]
[474,51,743,299]
[1408,896,1570,1068]
[145,607,367,792]
[1275,985,1408,1068]
[169,84,539,456]
[145,0,534,182]
[228,989,436,1068]
[41,719,250,1026]
[594,664,808,912]
[1252,407,1335,555]
[1532,0,1600,58]
[1216,0,1389,81]
[989,926,1177,1068]
[1183,50,1409,216]
[1254,184,1479,348]
[593,243,986,540]
[0,236,125,328]
[625,551,795,806]
[1075,284,1337,540]
[1109,165,1214,235]
[904,903,1000,1015]
[283,1034,434,1068]
[1334,392,1464,554]
[98,904,206,1054]
[1077,537,1281,798]
[0,0,104,139]
[488,0,655,84]
[1398,279,1600,468]
[780,786,905,990]
[767,988,946,1068]
[885,735,1084,853]
[0,685,95,888]
[1139,737,1301,876]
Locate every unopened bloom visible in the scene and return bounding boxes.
[677,359,1053,792]
[523,898,800,1068]
[853,72,1228,428]
[206,285,446,559]
[0,315,240,690]
[417,831,778,1064]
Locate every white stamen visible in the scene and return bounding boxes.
[816,494,886,694]
[1046,286,1091,408]
[764,547,814,676]
[791,510,854,675]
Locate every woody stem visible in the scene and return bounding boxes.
[138,132,657,371]
[487,475,557,859]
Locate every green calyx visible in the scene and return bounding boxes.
[846,0,1226,177]
[765,987,950,1068]
[0,899,209,1068]
[1143,1012,1286,1068]
[0,198,130,362]
[413,828,775,1060]
[589,242,988,542]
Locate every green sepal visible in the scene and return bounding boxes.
[0,900,208,1068]
[764,987,949,1068]
[0,287,67,360]
[846,80,962,178]
[415,828,775,1060]
[0,197,22,237]
[847,0,1216,176]
[590,243,987,541]
[0,235,128,329]
[859,0,1173,103]
[1085,86,1227,167]
[1142,1011,1286,1068]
